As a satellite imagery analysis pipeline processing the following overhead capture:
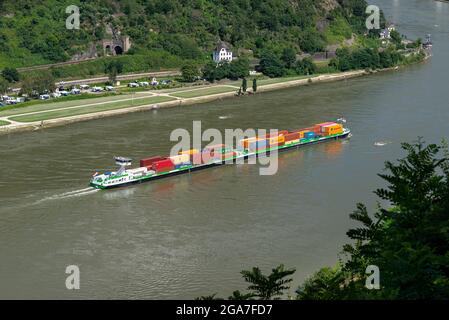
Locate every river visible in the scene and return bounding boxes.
[0,0,448,299]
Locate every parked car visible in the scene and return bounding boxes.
[39,94,51,100]
[1,95,10,101]
[51,92,61,98]
[91,86,103,92]
[80,85,90,90]
[105,86,115,91]
[138,81,149,87]
[128,82,139,88]
[71,88,81,94]
[60,90,70,96]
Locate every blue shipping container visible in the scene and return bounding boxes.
[303,132,315,139]
[175,162,191,169]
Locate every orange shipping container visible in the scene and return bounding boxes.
[243,138,264,149]
[268,135,285,145]
[322,124,343,134]
[284,132,300,142]
[262,130,289,139]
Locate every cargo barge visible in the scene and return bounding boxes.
[90,122,350,189]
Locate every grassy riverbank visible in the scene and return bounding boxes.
[0,70,366,133]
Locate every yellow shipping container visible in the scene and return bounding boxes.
[244,138,266,149]
[179,149,199,156]
[169,154,190,165]
[268,135,285,145]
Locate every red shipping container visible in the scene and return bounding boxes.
[284,132,300,142]
[140,156,164,167]
[152,159,175,173]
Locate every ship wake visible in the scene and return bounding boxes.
[34,187,99,204]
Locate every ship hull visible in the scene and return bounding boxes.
[90,130,350,190]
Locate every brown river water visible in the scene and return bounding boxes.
[0,0,448,299]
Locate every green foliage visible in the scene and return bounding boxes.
[242,78,247,92]
[0,77,9,94]
[259,51,286,78]
[202,58,249,82]
[296,265,348,300]
[295,57,317,75]
[20,71,55,96]
[297,139,449,299]
[104,60,124,83]
[181,63,200,82]
[330,46,402,71]
[0,0,373,69]
[281,48,297,69]
[1,67,20,82]
[241,264,296,300]
[390,30,402,47]
[197,264,296,300]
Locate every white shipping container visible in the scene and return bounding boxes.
[169,154,190,165]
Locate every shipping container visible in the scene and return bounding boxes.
[244,138,265,149]
[140,156,164,168]
[268,135,285,145]
[179,149,199,156]
[303,131,315,139]
[152,159,175,173]
[248,139,268,150]
[284,132,300,142]
[261,130,288,139]
[321,123,343,135]
[204,144,226,151]
[191,153,205,165]
[169,154,190,165]
[214,151,236,160]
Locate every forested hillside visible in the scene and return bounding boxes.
[0,0,374,68]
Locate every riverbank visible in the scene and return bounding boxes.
[0,63,420,135]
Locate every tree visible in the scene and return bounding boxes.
[259,51,286,78]
[202,61,217,83]
[105,60,124,83]
[252,78,257,93]
[242,78,247,92]
[390,30,402,47]
[297,139,449,299]
[228,58,250,80]
[281,48,296,69]
[241,264,296,299]
[295,57,317,75]
[0,77,9,94]
[20,71,55,96]
[1,67,19,83]
[181,63,200,82]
